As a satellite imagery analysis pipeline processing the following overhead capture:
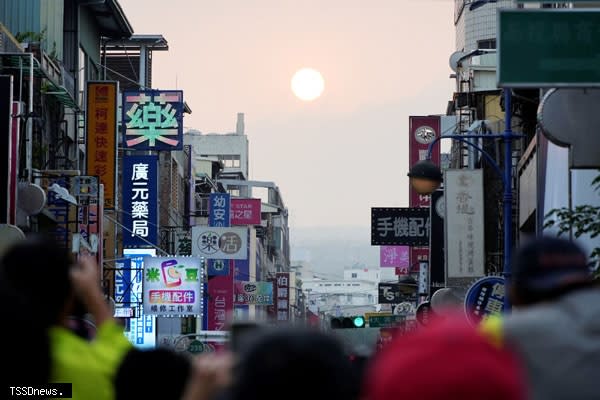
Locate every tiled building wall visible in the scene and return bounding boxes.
[454,0,515,51]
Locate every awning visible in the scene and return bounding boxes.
[1,52,79,110]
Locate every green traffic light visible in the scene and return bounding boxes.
[353,316,365,328]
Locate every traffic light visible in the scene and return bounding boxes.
[330,315,365,329]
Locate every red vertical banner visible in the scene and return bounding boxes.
[409,116,440,272]
[276,272,290,323]
[207,261,234,331]
[409,116,441,208]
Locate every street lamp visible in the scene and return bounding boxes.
[407,89,521,311]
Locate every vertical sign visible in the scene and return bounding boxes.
[445,170,485,278]
[209,193,231,227]
[206,192,232,331]
[430,189,445,293]
[114,258,132,308]
[409,116,441,274]
[207,263,234,331]
[9,101,21,225]
[276,272,290,322]
[409,116,441,208]
[86,81,117,209]
[124,248,157,348]
[0,75,12,224]
[123,155,158,247]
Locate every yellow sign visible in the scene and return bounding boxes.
[364,312,392,323]
[86,82,117,209]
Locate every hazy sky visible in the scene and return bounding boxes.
[119,0,455,229]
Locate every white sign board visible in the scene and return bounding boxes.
[192,226,248,259]
[445,169,485,278]
[143,257,203,316]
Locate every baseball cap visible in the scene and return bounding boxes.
[363,315,526,400]
[513,236,591,292]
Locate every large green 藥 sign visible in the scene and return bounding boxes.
[498,10,600,87]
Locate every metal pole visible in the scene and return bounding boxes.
[503,88,513,311]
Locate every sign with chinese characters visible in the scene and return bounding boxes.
[123,155,158,247]
[276,272,290,322]
[192,226,248,260]
[86,82,117,209]
[380,246,410,269]
[114,258,132,309]
[209,193,231,227]
[234,281,273,305]
[409,116,441,208]
[123,248,156,349]
[231,198,261,225]
[445,170,485,278]
[464,276,505,325]
[143,257,203,316]
[499,10,600,87]
[371,208,430,246]
[122,90,184,150]
[207,263,234,331]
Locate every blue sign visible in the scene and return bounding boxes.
[124,249,156,348]
[207,259,230,276]
[209,193,231,227]
[234,258,250,317]
[114,258,132,307]
[123,155,158,247]
[122,90,184,151]
[464,276,505,325]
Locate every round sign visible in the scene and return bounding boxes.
[414,125,437,144]
[464,276,505,325]
[416,301,434,326]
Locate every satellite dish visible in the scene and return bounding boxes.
[0,224,26,258]
[17,182,46,215]
[538,88,600,168]
[449,51,468,72]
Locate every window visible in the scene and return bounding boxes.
[351,273,357,278]
[477,39,496,49]
[220,155,241,168]
[346,294,352,302]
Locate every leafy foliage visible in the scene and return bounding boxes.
[544,173,600,276]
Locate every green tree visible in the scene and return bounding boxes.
[544,173,600,276]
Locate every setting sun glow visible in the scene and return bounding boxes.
[291,68,324,101]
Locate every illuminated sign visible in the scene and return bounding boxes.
[122,155,158,247]
[143,257,203,316]
[122,90,184,150]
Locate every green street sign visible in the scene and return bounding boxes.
[187,339,205,354]
[498,10,600,87]
[368,315,405,328]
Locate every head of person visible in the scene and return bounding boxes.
[226,328,356,400]
[0,234,74,385]
[115,348,191,400]
[364,316,526,400]
[0,234,75,326]
[511,236,592,307]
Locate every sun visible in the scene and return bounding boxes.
[291,68,325,101]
